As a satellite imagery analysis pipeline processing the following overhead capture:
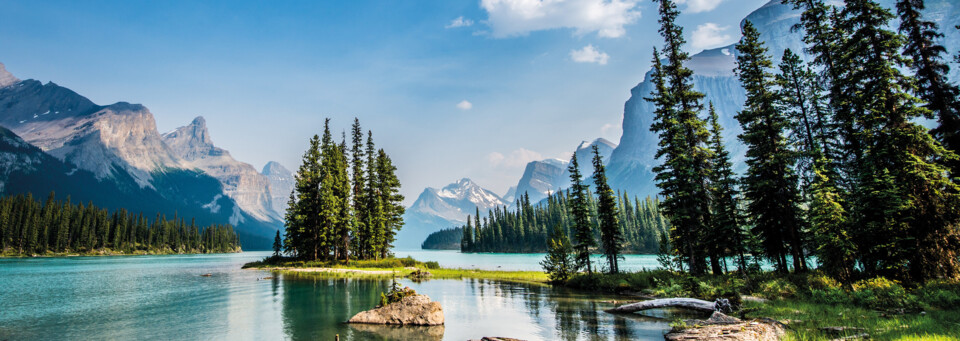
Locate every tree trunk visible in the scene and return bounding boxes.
[605,298,715,314]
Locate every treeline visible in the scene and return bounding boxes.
[0,192,240,256]
[644,0,960,284]
[283,118,404,261]
[421,227,462,250]
[458,191,668,255]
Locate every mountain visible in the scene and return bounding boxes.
[0,63,279,249]
[397,178,507,248]
[262,161,295,216]
[0,124,274,248]
[512,138,617,203]
[604,0,960,198]
[162,116,279,222]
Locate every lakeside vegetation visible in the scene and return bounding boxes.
[0,192,241,257]
[242,255,549,284]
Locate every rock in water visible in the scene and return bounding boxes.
[348,294,444,326]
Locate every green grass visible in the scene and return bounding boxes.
[746,299,960,340]
[242,255,549,284]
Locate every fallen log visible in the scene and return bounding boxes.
[605,298,716,314]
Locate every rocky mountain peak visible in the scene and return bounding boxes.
[262,161,289,175]
[161,116,222,161]
[0,62,19,88]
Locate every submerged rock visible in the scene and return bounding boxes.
[349,323,444,341]
[347,294,444,326]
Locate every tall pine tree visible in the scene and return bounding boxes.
[735,21,806,273]
[592,145,623,274]
[567,152,594,273]
[649,0,714,275]
[896,0,960,179]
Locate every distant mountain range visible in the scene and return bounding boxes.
[0,62,293,249]
[397,178,508,248]
[398,139,615,248]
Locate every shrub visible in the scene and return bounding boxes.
[850,277,915,309]
[423,261,440,270]
[758,278,797,299]
[808,274,843,290]
[916,280,960,309]
[379,279,417,307]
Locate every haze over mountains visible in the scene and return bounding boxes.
[0,62,291,249]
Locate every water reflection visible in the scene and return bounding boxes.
[0,253,693,341]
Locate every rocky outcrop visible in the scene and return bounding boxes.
[162,116,279,222]
[0,62,19,88]
[664,312,786,341]
[348,294,444,326]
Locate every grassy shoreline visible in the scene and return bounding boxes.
[247,255,960,340]
[242,255,550,284]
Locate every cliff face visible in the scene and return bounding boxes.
[162,117,279,222]
[0,65,282,249]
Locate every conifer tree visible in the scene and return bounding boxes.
[809,157,855,282]
[273,230,282,257]
[374,149,405,259]
[896,0,960,179]
[777,48,834,190]
[287,134,322,259]
[333,136,352,261]
[540,225,575,283]
[363,131,380,259]
[841,0,960,281]
[567,152,594,273]
[318,120,339,259]
[706,103,746,271]
[592,146,622,274]
[649,0,714,275]
[735,21,806,273]
[350,118,368,257]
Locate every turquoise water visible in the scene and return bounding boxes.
[394,249,664,272]
[0,251,697,341]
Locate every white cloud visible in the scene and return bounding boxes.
[691,22,732,50]
[676,0,724,13]
[446,16,474,28]
[480,0,641,38]
[487,148,543,168]
[457,100,473,110]
[570,45,609,65]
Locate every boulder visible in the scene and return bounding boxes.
[665,313,785,341]
[348,294,444,326]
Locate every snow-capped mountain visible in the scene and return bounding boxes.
[398,178,507,248]
[262,161,295,215]
[512,138,617,204]
[162,116,278,222]
[0,63,280,249]
[605,0,960,198]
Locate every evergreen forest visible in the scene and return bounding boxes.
[282,118,405,261]
[0,192,241,256]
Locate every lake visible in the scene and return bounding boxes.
[0,251,695,341]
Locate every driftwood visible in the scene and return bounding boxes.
[605,298,716,314]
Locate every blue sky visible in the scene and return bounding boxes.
[0,0,769,204]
